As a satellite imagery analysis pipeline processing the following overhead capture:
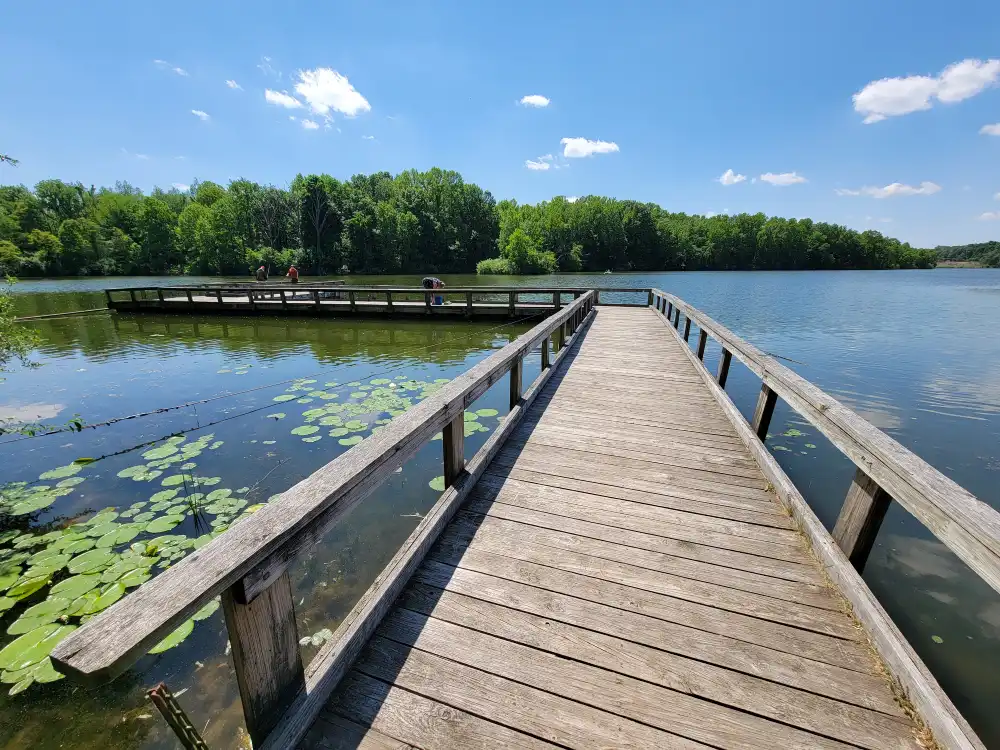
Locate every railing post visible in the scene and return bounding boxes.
[156,288,165,303]
[442,412,465,488]
[425,291,432,313]
[509,356,523,408]
[683,317,691,341]
[129,289,137,305]
[312,289,321,311]
[248,290,256,311]
[717,348,732,388]
[647,290,653,307]
[466,291,473,317]
[186,289,193,303]
[386,291,393,315]
[673,309,681,329]
[508,291,516,317]
[595,290,600,306]
[696,329,708,360]
[216,289,224,305]
[751,384,778,440]
[104,289,112,306]
[221,572,304,746]
[832,468,892,572]
[667,301,673,318]
[349,290,356,313]
[278,290,287,309]
[552,291,560,311]
[541,336,550,369]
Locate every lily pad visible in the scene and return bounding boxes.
[61,538,95,556]
[328,428,349,437]
[475,408,499,417]
[192,599,220,621]
[145,515,184,534]
[160,476,187,487]
[8,577,49,600]
[50,574,100,600]
[82,582,125,614]
[0,624,75,672]
[291,425,319,436]
[273,394,296,403]
[338,436,363,447]
[148,618,195,654]
[463,412,479,422]
[68,549,116,575]
[142,445,179,461]
[429,476,446,492]
[119,568,151,588]
[267,413,286,420]
[39,464,83,481]
[8,615,60,636]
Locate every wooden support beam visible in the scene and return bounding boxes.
[683,317,691,341]
[348,290,356,313]
[717,347,732,388]
[386,292,393,315]
[751,384,778,440]
[312,290,321,311]
[667,301,673,318]
[541,335,550,369]
[553,291,560,311]
[833,469,892,572]
[129,289,137,304]
[186,289,193,303]
[104,289,113,306]
[696,329,708,360]
[509,356,523,409]
[508,291,516,317]
[466,291,473,317]
[557,322,565,350]
[156,289,165,303]
[216,290,224,305]
[647,290,654,307]
[442,413,465,489]
[248,291,256,311]
[278,290,287,309]
[673,308,681,328]
[425,291,432,313]
[221,572,304,746]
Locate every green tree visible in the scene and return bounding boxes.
[0,277,39,374]
[57,218,100,274]
[136,198,179,273]
[0,240,21,274]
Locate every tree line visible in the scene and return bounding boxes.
[0,169,937,278]
[934,242,1000,267]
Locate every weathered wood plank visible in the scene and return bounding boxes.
[300,712,414,750]
[221,572,304,745]
[751,383,778,440]
[441,412,465,488]
[832,467,893,572]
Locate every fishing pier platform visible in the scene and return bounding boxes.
[54,288,998,749]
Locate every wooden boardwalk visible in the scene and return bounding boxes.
[300,307,922,750]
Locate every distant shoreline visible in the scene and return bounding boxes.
[936,260,987,268]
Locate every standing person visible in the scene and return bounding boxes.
[287,264,299,284]
[255,265,268,282]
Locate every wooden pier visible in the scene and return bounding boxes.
[53,289,998,750]
[103,284,631,320]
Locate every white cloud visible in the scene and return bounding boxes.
[265,89,303,109]
[225,80,243,90]
[864,216,893,223]
[561,137,619,158]
[191,110,210,121]
[361,134,375,140]
[172,183,190,192]
[154,59,188,77]
[979,211,1000,220]
[301,119,320,130]
[995,192,1000,201]
[257,56,280,79]
[519,94,550,108]
[835,181,941,198]
[174,155,186,161]
[135,153,150,160]
[294,68,370,116]
[718,168,746,186]
[981,123,1000,136]
[566,196,579,203]
[759,171,807,186]
[853,58,1000,124]
[525,158,551,171]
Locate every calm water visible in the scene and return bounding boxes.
[4,269,1000,748]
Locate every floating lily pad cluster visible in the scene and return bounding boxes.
[767,424,817,455]
[273,375,455,447]
[427,408,504,491]
[0,431,277,695]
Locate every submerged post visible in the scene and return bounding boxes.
[833,468,893,572]
[717,348,732,388]
[751,384,778,440]
[221,572,304,745]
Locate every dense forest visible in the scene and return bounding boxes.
[0,168,937,278]
[934,242,1000,267]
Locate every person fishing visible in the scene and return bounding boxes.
[422,276,445,305]
[255,265,268,282]
[287,264,299,284]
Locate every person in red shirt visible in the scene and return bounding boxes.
[287,265,299,284]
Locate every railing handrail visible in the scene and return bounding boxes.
[51,290,596,684]
[650,288,1000,595]
[103,285,654,295]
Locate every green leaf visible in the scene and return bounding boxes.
[145,515,184,534]
[192,598,220,621]
[338,436,363,446]
[266,412,286,419]
[160,475,186,487]
[0,624,75,671]
[38,464,82,481]
[328,427,349,437]
[67,549,115,575]
[49,574,100,600]
[475,408,499,418]
[273,395,296,403]
[148,618,194,654]
[8,577,49,600]
[291,425,319,436]
[82,582,125,614]
[429,476,446,492]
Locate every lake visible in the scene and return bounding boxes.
[3,269,999,748]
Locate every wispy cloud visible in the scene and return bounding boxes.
[566,196,579,203]
[717,169,746,186]
[301,119,320,130]
[981,123,1000,136]
[853,58,1000,124]
[835,181,941,198]
[979,211,1000,221]
[225,79,243,90]
[172,183,190,192]
[265,89,303,109]
[361,134,375,140]
[561,137,619,158]
[759,171,807,186]
[120,148,150,160]
[519,94,550,108]
[257,56,280,79]
[191,110,210,121]
[294,67,371,117]
[525,156,552,171]
[154,59,188,77]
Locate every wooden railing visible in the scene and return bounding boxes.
[51,291,597,748]
[104,285,652,311]
[649,288,996,750]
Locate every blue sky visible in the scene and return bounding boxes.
[2,0,999,247]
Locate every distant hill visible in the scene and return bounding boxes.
[935,241,1000,267]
